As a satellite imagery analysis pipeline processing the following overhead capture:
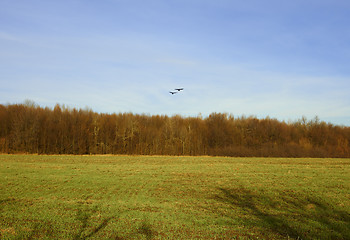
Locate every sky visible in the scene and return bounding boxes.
[1,0,350,126]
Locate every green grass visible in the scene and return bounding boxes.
[1,155,349,239]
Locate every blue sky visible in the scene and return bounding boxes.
[1,0,350,125]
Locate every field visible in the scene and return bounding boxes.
[0,155,349,239]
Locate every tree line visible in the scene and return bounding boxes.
[0,101,349,157]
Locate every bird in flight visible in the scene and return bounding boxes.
[175,88,184,91]
[169,91,177,95]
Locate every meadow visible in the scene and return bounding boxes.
[0,155,349,239]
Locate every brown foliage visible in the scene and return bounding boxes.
[0,102,349,157]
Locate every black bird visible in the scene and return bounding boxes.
[169,91,177,95]
[175,88,184,91]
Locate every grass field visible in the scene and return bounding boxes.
[0,155,349,239]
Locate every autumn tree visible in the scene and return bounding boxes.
[0,101,349,157]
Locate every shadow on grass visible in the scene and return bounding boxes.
[73,207,113,240]
[1,202,156,240]
[0,197,16,211]
[136,221,155,240]
[13,222,55,240]
[215,187,350,240]
[73,206,155,240]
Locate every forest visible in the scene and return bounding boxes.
[0,101,349,157]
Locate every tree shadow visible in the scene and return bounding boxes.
[0,197,16,211]
[12,221,55,240]
[73,206,155,240]
[1,199,156,240]
[136,221,155,240]
[108,218,155,240]
[73,207,113,240]
[215,187,350,240]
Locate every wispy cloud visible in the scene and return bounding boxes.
[156,58,198,66]
[0,32,23,42]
